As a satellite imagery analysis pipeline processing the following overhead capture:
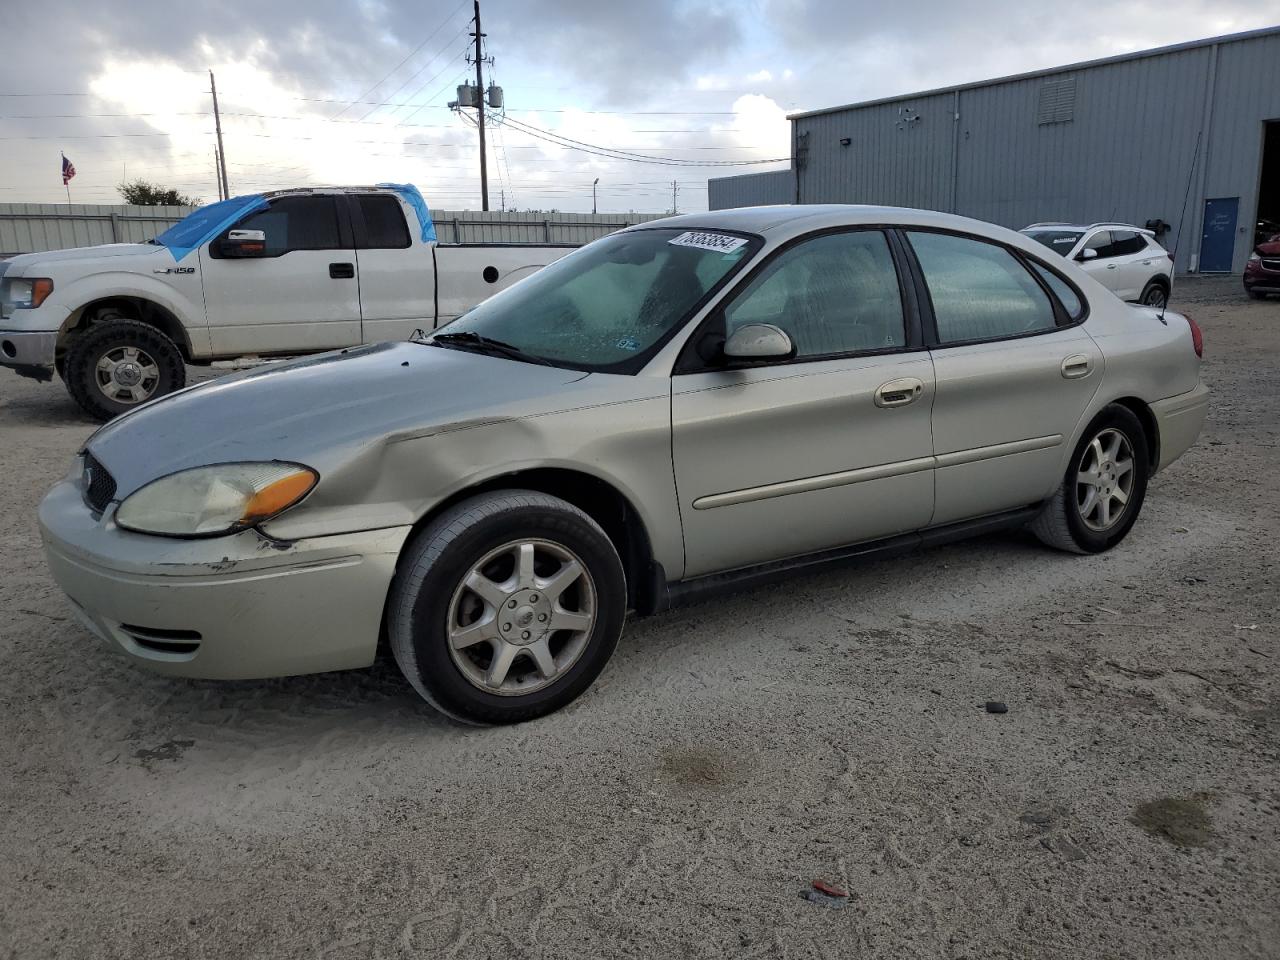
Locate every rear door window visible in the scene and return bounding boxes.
[907,231,1058,343]
[356,194,411,249]
[1109,231,1146,257]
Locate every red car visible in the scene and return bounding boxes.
[1245,234,1280,300]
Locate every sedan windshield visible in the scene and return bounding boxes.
[434,228,758,372]
[1022,229,1085,255]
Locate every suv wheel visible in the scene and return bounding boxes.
[388,490,626,725]
[1030,404,1150,554]
[1139,280,1169,308]
[64,319,186,421]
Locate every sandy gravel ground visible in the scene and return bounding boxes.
[1,279,1277,960]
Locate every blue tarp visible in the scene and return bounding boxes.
[376,183,437,243]
[152,194,268,262]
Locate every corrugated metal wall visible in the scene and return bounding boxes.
[708,169,794,210]
[0,206,666,258]
[712,29,1280,274]
[428,210,665,245]
[0,203,194,256]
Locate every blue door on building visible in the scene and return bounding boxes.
[1199,197,1239,273]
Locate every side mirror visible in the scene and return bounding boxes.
[723,323,795,362]
[221,229,267,258]
[1077,247,1098,262]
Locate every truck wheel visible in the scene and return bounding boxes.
[64,320,185,421]
[388,490,626,725]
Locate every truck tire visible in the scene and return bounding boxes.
[64,320,186,421]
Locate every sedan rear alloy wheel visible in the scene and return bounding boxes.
[1030,404,1150,554]
[447,538,597,696]
[1075,428,1136,532]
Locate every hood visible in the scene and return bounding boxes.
[5,243,163,272]
[1257,240,1280,257]
[85,341,600,498]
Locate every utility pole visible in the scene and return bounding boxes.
[471,1,489,211]
[210,71,230,199]
[500,189,505,212]
[213,148,224,200]
[593,177,599,214]
[671,179,678,214]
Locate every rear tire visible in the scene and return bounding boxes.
[388,490,626,725]
[1030,404,1150,554]
[1139,280,1169,308]
[64,319,185,421]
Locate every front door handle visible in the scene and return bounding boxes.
[1061,354,1093,379]
[875,377,924,408]
[329,262,355,279]
[1106,263,1118,270]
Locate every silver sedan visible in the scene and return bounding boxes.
[39,205,1209,723]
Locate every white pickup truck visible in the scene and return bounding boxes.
[0,185,572,419]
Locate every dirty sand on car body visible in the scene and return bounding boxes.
[0,278,1277,959]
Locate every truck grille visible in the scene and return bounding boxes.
[82,452,117,514]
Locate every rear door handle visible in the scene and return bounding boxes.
[1106,264,1118,270]
[1061,355,1093,379]
[875,377,924,408]
[329,262,355,279]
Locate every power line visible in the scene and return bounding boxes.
[495,114,789,166]
[357,29,472,121]
[330,0,470,120]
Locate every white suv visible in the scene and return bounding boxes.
[1021,222,1173,308]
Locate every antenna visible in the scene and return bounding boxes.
[1162,129,1203,324]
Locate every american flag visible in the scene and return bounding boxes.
[61,153,76,186]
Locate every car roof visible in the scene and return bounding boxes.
[1022,221,1154,235]
[259,185,398,198]
[622,204,1042,246]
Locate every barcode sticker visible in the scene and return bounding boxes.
[668,231,748,253]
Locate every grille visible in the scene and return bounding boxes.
[82,452,117,514]
[1262,258,1280,272]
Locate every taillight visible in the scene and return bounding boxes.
[1186,315,1203,358]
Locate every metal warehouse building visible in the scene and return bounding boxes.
[710,26,1280,275]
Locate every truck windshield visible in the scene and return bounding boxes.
[1022,229,1085,255]
[434,228,760,373]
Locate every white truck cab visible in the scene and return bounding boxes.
[0,185,571,419]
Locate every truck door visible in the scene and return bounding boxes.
[348,193,437,343]
[199,194,362,356]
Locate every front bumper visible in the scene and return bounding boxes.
[0,328,58,376]
[1151,382,1210,473]
[38,478,413,679]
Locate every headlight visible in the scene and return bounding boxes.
[1249,251,1261,262]
[115,462,318,537]
[3,277,54,311]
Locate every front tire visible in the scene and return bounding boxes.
[64,319,185,421]
[388,490,626,724]
[1030,405,1150,554]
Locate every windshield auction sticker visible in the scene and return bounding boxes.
[668,231,748,253]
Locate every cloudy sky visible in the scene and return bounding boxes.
[0,1,1271,212]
